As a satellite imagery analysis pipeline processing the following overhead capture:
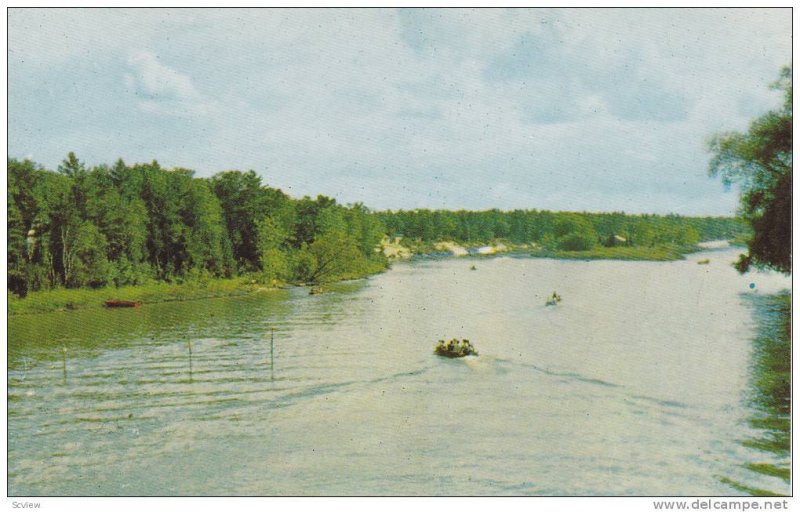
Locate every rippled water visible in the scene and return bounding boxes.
[7,247,791,496]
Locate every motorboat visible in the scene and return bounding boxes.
[434,338,478,358]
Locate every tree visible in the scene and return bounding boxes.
[345,203,386,256]
[709,66,792,274]
[57,151,86,178]
[557,232,595,251]
[7,162,29,295]
[67,222,111,288]
[553,213,597,251]
[210,170,268,271]
[7,156,393,296]
[256,216,291,281]
[305,232,365,283]
[181,176,228,277]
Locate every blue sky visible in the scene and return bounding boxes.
[7,8,791,215]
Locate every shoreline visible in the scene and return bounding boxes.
[527,243,704,262]
[7,278,271,316]
[404,241,724,263]
[7,270,386,316]
[7,241,731,316]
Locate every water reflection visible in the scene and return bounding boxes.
[723,292,790,496]
[8,288,299,370]
[7,251,792,496]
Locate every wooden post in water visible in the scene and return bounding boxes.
[187,339,193,383]
[270,328,275,380]
[61,342,67,384]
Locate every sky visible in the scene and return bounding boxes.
[7,7,792,215]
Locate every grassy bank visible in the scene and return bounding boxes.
[8,258,390,316]
[7,278,264,316]
[530,244,700,261]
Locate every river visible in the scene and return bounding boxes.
[7,247,791,496]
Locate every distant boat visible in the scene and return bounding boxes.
[470,265,477,271]
[104,299,142,308]
[697,259,710,265]
[434,338,478,358]
[545,292,562,307]
[309,286,325,295]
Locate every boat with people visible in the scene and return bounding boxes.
[545,291,562,307]
[104,299,142,308]
[435,338,478,358]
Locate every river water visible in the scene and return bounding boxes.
[7,247,791,496]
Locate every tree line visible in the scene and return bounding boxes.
[7,153,752,299]
[8,154,385,297]
[376,208,746,252]
[8,66,789,300]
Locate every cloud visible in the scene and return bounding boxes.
[483,16,695,124]
[397,8,521,61]
[7,8,792,215]
[126,50,215,117]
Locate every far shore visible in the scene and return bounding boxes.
[395,239,731,263]
[8,240,735,316]
[527,243,704,262]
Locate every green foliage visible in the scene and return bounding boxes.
[291,246,318,282]
[377,209,744,252]
[260,248,291,283]
[67,222,111,288]
[256,216,291,282]
[534,244,698,262]
[210,170,272,272]
[316,205,348,236]
[8,277,259,316]
[7,156,389,298]
[8,147,747,301]
[553,214,596,250]
[556,232,595,251]
[306,232,365,283]
[709,66,791,274]
[344,202,385,256]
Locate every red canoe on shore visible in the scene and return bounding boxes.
[104,299,142,308]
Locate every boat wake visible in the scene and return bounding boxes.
[487,356,692,414]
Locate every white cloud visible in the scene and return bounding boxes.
[126,51,215,117]
[128,51,201,101]
[7,8,792,215]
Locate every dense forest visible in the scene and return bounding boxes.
[376,209,745,251]
[8,154,747,298]
[8,154,386,297]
